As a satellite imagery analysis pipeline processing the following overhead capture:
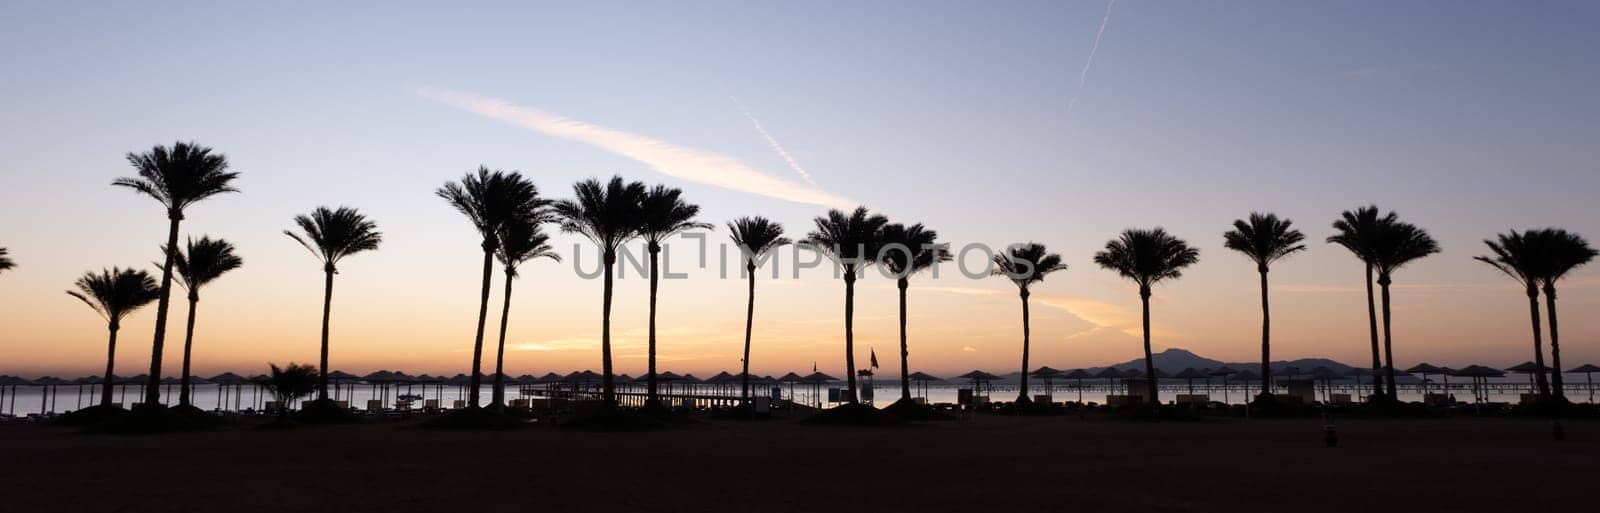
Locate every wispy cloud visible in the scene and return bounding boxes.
[418,87,854,208]
[1068,0,1118,111]
[731,97,817,185]
[920,285,1148,339]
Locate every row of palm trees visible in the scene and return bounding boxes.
[36,140,1599,415]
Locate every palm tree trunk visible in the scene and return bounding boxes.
[468,247,494,408]
[647,247,660,406]
[144,213,182,406]
[101,323,120,406]
[843,270,858,404]
[1524,286,1551,399]
[1258,268,1271,398]
[1363,263,1383,398]
[1018,289,1031,403]
[601,251,616,405]
[1140,287,1158,409]
[1543,285,1565,400]
[491,270,514,408]
[1379,276,1398,399]
[898,277,911,402]
[317,265,335,400]
[741,262,757,405]
[178,292,199,406]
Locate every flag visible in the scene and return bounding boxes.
[812,361,817,373]
[870,348,879,369]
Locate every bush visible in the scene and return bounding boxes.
[295,398,363,424]
[801,403,902,427]
[882,398,950,421]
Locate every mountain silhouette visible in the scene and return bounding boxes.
[978,348,1368,384]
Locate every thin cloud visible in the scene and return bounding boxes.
[1068,0,1118,111]
[418,87,854,208]
[920,285,1148,339]
[731,97,817,185]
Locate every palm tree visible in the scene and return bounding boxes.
[1475,230,1552,399]
[1222,213,1306,399]
[1370,220,1440,399]
[114,141,239,406]
[1327,206,1397,398]
[728,217,791,405]
[490,219,560,408]
[170,236,243,407]
[1533,229,1595,401]
[554,176,647,406]
[438,167,550,409]
[638,185,712,408]
[1094,228,1200,407]
[285,207,382,401]
[803,207,889,404]
[67,268,161,406]
[0,247,14,273]
[991,243,1067,405]
[881,223,951,404]
[265,363,317,419]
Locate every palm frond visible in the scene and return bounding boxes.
[170,236,243,292]
[991,242,1067,290]
[639,185,713,247]
[802,206,889,270]
[1093,228,1200,289]
[113,141,239,213]
[437,166,552,249]
[67,267,161,323]
[0,247,14,272]
[727,217,791,261]
[284,206,382,270]
[1223,212,1306,270]
[553,176,648,254]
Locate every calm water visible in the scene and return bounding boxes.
[3,378,1593,417]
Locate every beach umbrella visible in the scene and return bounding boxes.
[1405,363,1447,398]
[1566,364,1600,404]
[1306,367,1341,402]
[1209,367,1238,403]
[777,372,805,405]
[1030,367,1062,399]
[32,376,69,415]
[1451,365,1505,403]
[908,371,942,401]
[1094,367,1127,394]
[1172,368,1208,397]
[0,375,31,415]
[1060,369,1093,403]
[1505,362,1547,394]
[209,372,246,411]
[799,372,838,408]
[72,376,103,410]
[957,371,999,399]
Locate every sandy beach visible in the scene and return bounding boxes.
[1,414,1592,513]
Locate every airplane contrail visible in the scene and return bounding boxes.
[1068,0,1118,111]
[731,97,817,186]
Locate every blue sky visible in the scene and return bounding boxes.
[3,1,1598,375]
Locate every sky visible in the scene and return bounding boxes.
[2,1,1599,380]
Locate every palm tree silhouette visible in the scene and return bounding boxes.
[1094,228,1200,407]
[554,176,647,406]
[68,268,161,406]
[169,236,243,407]
[0,247,14,273]
[1370,219,1439,399]
[490,219,560,408]
[1222,213,1306,400]
[991,243,1066,405]
[1327,206,1398,398]
[638,185,712,408]
[285,207,382,401]
[438,167,549,409]
[1535,229,1595,401]
[881,223,951,404]
[1476,230,1554,399]
[803,207,889,404]
[728,217,791,405]
[114,142,239,406]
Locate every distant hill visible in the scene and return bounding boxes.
[973,348,1373,384]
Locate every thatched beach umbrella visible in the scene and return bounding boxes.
[799,372,838,408]
[1031,367,1062,400]
[1061,369,1092,403]
[1451,365,1505,403]
[1173,368,1208,397]
[1209,367,1238,403]
[209,372,246,411]
[957,370,1000,401]
[1567,364,1600,404]
[31,376,69,415]
[907,372,942,402]
[72,376,103,410]
[778,372,804,405]
[1505,361,1547,395]
[1405,363,1448,398]
[0,375,31,415]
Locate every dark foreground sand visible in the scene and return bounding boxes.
[0,414,1592,513]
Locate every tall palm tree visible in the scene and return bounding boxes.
[438,167,549,409]
[1533,229,1595,401]
[554,176,647,406]
[68,268,161,407]
[992,243,1067,405]
[490,219,560,408]
[881,223,951,404]
[1370,220,1440,399]
[285,207,382,401]
[0,247,14,273]
[1094,228,1200,407]
[638,185,711,408]
[728,217,790,405]
[170,236,243,407]
[803,207,889,404]
[1222,213,1306,399]
[1475,230,1552,399]
[1327,206,1397,398]
[114,141,239,406]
